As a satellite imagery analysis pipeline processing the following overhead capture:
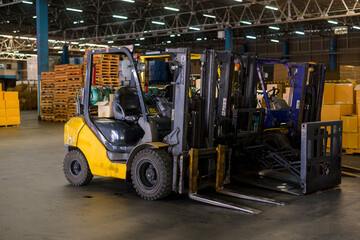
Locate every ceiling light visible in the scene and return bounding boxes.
[80,49,85,52]
[135,43,140,46]
[269,26,280,30]
[33,16,37,19]
[295,31,305,35]
[152,21,165,25]
[203,14,216,19]
[54,46,61,49]
[328,20,338,25]
[71,42,79,45]
[139,37,145,40]
[108,40,114,43]
[170,34,175,37]
[271,39,279,43]
[241,21,252,25]
[164,6,179,12]
[113,15,128,19]
[22,1,33,4]
[33,49,37,51]
[196,38,202,41]
[265,6,278,11]
[66,8,83,13]
[122,0,135,2]
[189,26,200,31]
[234,0,242,2]
[80,38,85,40]
[177,34,181,36]
[58,51,63,53]
[353,26,360,30]
[167,40,171,43]
[246,35,256,39]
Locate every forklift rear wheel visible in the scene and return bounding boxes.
[131,149,172,200]
[63,150,93,186]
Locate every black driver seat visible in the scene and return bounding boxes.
[113,86,141,121]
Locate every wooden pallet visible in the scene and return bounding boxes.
[0,124,19,128]
[344,148,360,154]
[41,116,54,121]
[41,71,56,76]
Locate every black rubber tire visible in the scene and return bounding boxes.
[63,150,93,186]
[263,132,291,150]
[131,149,172,200]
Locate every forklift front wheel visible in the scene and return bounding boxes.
[131,149,172,200]
[63,150,93,186]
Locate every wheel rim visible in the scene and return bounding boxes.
[69,160,82,177]
[137,159,158,190]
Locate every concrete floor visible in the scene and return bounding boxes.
[1,110,360,240]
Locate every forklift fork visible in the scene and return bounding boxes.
[215,145,285,206]
[188,145,284,214]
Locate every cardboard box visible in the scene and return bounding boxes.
[0,108,5,117]
[341,115,358,132]
[4,91,18,100]
[355,85,360,102]
[0,91,3,100]
[335,84,354,104]
[0,116,6,126]
[6,116,20,125]
[285,87,291,95]
[348,104,356,114]
[0,100,5,109]
[321,104,349,121]
[6,108,20,117]
[343,132,359,149]
[5,100,19,109]
[282,93,290,105]
[323,83,335,105]
[95,94,114,118]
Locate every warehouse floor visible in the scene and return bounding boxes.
[0,111,359,240]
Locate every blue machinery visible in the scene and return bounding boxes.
[257,59,326,138]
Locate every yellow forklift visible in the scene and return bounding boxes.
[64,47,288,213]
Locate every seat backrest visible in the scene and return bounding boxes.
[113,87,141,120]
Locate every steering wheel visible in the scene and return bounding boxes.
[266,87,280,98]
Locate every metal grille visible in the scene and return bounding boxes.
[300,120,342,194]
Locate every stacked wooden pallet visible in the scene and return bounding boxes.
[94,54,120,87]
[54,65,68,121]
[40,72,55,121]
[83,49,120,88]
[66,65,83,119]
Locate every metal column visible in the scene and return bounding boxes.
[330,37,336,71]
[36,0,49,119]
[62,45,69,64]
[282,41,289,60]
[225,28,233,51]
[241,44,247,53]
